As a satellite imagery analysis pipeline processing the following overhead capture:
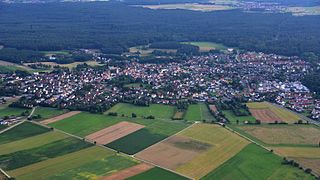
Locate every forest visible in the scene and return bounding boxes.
[0,1,319,63]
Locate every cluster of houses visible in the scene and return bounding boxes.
[1,51,320,120]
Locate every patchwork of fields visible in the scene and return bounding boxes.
[136,124,249,179]
[0,102,317,179]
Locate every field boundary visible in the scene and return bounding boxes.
[0,120,25,134]
[0,168,11,179]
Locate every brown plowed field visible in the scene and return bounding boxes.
[249,109,281,123]
[41,111,81,125]
[100,163,153,180]
[135,135,211,169]
[85,121,144,145]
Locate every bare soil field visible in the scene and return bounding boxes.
[240,125,320,146]
[41,111,81,125]
[100,163,153,180]
[85,121,144,145]
[136,136,210,169]
[249,109,281,123]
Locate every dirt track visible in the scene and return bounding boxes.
[40,111,81,125]
[85,121,144,145]
[100,163,153,180]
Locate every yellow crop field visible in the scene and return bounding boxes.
[247,102,300,123]
[273,147,320,158]
[175,124,249,179]
[240,125,320,146]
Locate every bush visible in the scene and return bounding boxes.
[305,168,312,173]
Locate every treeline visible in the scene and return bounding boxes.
[0,48,43,63]
[0,2,319,59]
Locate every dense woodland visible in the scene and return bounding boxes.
[0,1,319,59]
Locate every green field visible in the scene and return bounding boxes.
[0,65,28,73]
[0,137,92,170]
[106,119,188,154]
[0,122,50,144]
[222,110,256,124]
[0,131,68,155]
[202,144,313,180]
[32,107,68,121]
[8,146,138,180]
[0,124,7,131]
[0,107,29,117]
[184,103,215,122]
[181,42,228,52]
[49,112,121,137]
[106,103,176,120]
[128,167,188,180]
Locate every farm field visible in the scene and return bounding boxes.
[202,144,313,180]
[140,4,234,12]
[24,60,102,70]
[48,112,189,154]
[101,163,153,180]
[0,137,92,171]
[106,103,176,120]
[247,102,301,123]
[136,123,249,179]
[0,122,50,145]
[128,167,188,180]
[48,112,124,136]
[184,103,215,122]
[40,111,81,125]
[7,146,138,180]
[0,131,68,155]
[235,125,320,147]
[273,147,320,176]
[222,110,256,124]
[85,121,145,145]
[0,107,29,118]
[106,119,188,155]
[181,42,228,52]
[128,45,177,57]
[32,107,69,121]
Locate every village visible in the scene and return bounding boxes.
[0,50,319,123]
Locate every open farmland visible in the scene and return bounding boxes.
[0,107,29,118]
[0,131,68,155]
[85,121,144,145]
[273,147,320,176]
[40,111,81,125]
[7,146,138,180]
[24,60,102,70]
[137,124,249,179]
[48,112,189,154]
[101,163,153,180]
[236,125,320,147]
[140,4,234,12]
[0,122,50,144]
[185,103,215,122]
[106,119,188,155]
[222,110,256,124]
[0,137,92,171]
[48,112,120,136]
[106,103,176,120]
[181,42,228,52]
[202,144,313,180]
[128,45,177,57]
[247,102,301,123]
[32,107,69,121]
[128,167,188,180]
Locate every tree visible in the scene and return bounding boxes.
[132,113,137,118]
